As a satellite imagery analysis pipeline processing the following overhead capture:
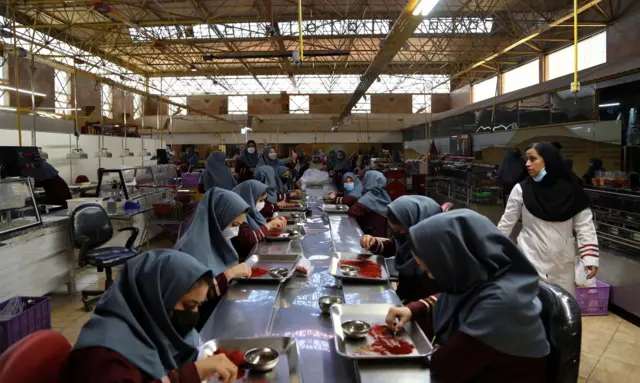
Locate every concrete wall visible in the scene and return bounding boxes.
[309,94,350,114]
[75,75,101,118]
[7,54,54,109]
[449,84,472,110]
[371,94,411,114]
[606,2,640,63]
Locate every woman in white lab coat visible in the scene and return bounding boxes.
[498,142,599,295]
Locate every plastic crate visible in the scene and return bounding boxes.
[0,296,51,353]
[576,280,610,316]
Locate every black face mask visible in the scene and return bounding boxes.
[170,309,200,337]
[392,231,408,244]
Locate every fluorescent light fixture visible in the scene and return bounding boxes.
[240,127,252,134]
[138,149,151,157]
[95,148,113,158]
[67,148,88,160]
[599,102,620,108]
[413,0,440,16]
[119,148,134,157]
[0,84,47,97]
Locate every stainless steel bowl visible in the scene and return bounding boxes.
[244,347,280,371]
[342,320,371,339]
[290,212,302,219]
[269,267,289,279]
[337,204,348,211]
[318,295,344,314]
[288,228,300,236]
[339,264,360,276]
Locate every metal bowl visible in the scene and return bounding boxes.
[269,267,289,279]
[287,228,300,236]
[290,212,303,219]
[339,264,360,276]
[318,295,344,315]
[342,320,371,339]
[244,347,280,371]
[336,204,348,211]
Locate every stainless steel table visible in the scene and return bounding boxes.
[200,185,431,382]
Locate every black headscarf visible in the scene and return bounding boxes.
[333,150,351,173]
[520,142,590,222]
[497,149,526,186]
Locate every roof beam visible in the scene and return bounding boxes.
[256,0,297,88]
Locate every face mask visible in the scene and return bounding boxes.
[247,147,256,154]
[222,226,239,239]
[256,201,265,211]
[533,167,547,182]
[344,183,355,192]
[268,153,278,160]
[170,310,200,338]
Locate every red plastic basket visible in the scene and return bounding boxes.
[0,296,51,353]
[576,280,610,316]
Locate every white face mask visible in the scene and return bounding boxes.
[268,153,278,160]
[222,226,239,239]
[256,201,265,211]
[247,147,256,154]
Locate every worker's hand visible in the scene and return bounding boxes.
[385,306,412,333]
[585,266,599,279]
[276,200,288,208]
[360,235,377,250]
[194,353,238,383]
[328,191,337,199]
[224,263,252,280]
[266,217,286,231]
[290,189,302,197]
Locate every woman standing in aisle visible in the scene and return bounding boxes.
[235,140,259,182]
[231,180,287,261]
[498,142,599,295]
[386,210,549,383]
[497,147,528,208]
[68,249,238,383]
[360,195,442,302]
[199,151,237,192]
[175,188,252,329]
[346,170,392,237]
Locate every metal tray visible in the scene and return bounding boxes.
[242,254,301,283]
[265,225,307,241]
[321,204,349,213]
[198,337,303,383]
[278,202,308,211]
[329,252,389,282]
[330,304,432,360]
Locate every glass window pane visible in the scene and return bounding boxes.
[133,94,143,119]
[228,95,248,114]
[101,84,113,119]
[412,94,432,113]
[289,95,309,114]
[502,59,540,94]
[168,96,187,115]
[472,76,498,103]
[54,70,72,115]
[546,31,607,81]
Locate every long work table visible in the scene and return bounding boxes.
[200,185,432,382]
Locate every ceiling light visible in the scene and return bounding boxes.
[413,0,440,16]
[138,149,151,157]
[67,148,88,160]
[95,148,113,158]
[119,148,134,157]
[599,102,620,108]
[0,85,46,97]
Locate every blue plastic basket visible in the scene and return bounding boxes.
[0,296,51,353]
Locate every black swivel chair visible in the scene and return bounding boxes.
[538,282,582,383]
[69,203,140,311]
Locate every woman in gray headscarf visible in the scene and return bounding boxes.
[346,170,392,236]
[231,180,287,261]
[199,151,237,192]
[386,210,549,383]
[68,249,239,383]
[360,195,442,301]
[175,188,252,329]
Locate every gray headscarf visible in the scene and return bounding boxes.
[202,151,237,191]
[254,166,281,202]
[232,180,268,230]
[358,170,392,216]
[341,172,363,198]
[256,146,284,169]
[176,188,249,274]
[409,209,550,358]
[387,196,442,276]
[74,249,211,379]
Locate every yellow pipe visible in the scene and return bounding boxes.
[12,8,22,146]
[297,0,304,60]
[573,0,579,93]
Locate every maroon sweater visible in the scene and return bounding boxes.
[345,197,387,237]
[231,222,270,262]
[407,298,547,383]
[234,157,255,183]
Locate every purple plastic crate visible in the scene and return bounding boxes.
[0,296,51,353]
[181,173,200,189]
[576,280,610,316]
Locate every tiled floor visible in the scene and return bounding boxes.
[49,266,640,382]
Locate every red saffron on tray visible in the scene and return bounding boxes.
[354,324,415,356]
[214,349,246,379]
[250,267,269,278]
[338,260,382,278]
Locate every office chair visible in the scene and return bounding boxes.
[0,330,71,383]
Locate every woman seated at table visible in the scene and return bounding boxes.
[386,210,549,383]
[231,180,288,261]
[327,172,363,203]
[175,188,252,330]
[67,249,239,383]
[235,140,259,183]
[346,170,392,237]
[330,150,352,186]
[198,151,237,193]
[254,166,301,218]
[360,195,441,302]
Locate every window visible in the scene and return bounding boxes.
[101,84,113,119]
[54,70,72,115]
[133,93,143,119]
[472,76,498,103]
[168,96,187,115]
[352,96,371,113]
[412,94,432,113]
[228,95,248,114]
[546,32,607,81]
[502,59,540,94]
[289,95,309,114]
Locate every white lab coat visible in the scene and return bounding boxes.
[498,184,599,296]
